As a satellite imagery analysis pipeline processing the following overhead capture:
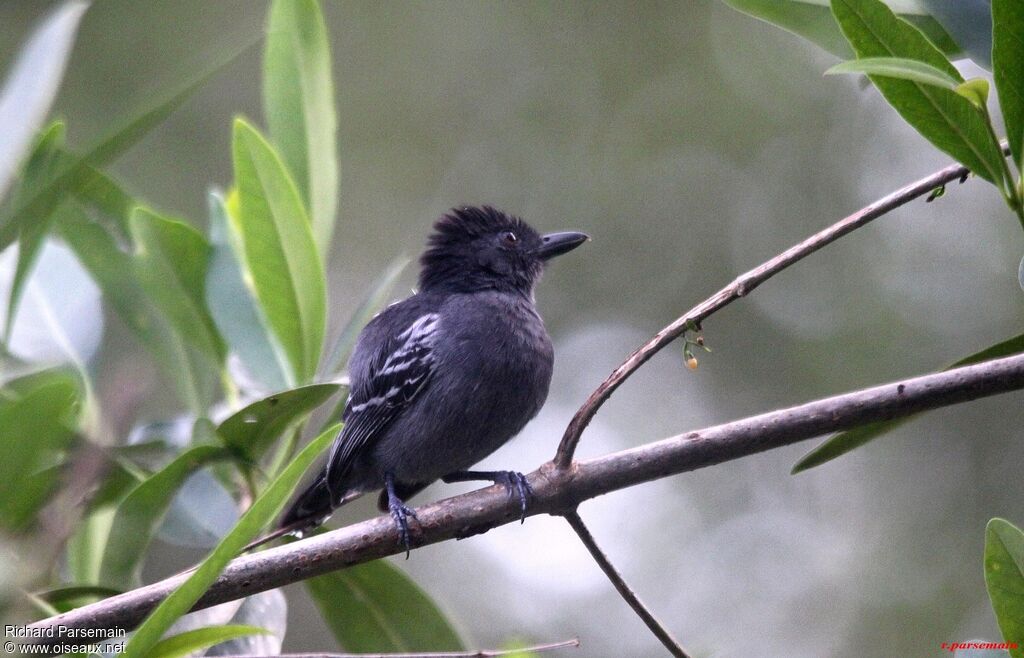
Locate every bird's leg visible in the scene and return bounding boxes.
[442,470,533,523]
[385,472,418,558]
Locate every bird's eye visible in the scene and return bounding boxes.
[502,231,518,245]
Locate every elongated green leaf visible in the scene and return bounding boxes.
[0,42,253,253]
[993,0,1024,171]
[67,507,118,585]
[264,0,339,255]
[5,122,66,341]
[231,118,326,384]
[206,190,291,392]
[124,423,340,658]
[131,208,225,363]
[793,333,1024,473]
[322,256,409,377]
[307,559,464,652]
[825,56,958,89]
[35,585,121,613]
[0,1,87,203]
[59,208,218,413]
[724,0,853,57]
[985,519,1024,657]
[2,129,136,251]
[0,369,79,530]
[218,383,339,462]
[99,445,231,590]
[831,0,1007,186]
[720,0,960,60]
[74,162,136,238]
[149,625,269,658]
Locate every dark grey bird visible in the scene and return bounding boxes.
[279,205,588,553]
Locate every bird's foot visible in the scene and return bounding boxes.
[443,470,534,523]
[385,473,418,558]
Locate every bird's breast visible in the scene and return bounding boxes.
[438,293,554,432]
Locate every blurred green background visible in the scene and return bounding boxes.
[3,1,1023,656]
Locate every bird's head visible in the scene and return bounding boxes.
[418,205,588,295]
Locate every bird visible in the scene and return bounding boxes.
[278,205,589,554]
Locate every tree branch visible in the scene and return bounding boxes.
[553,158,977,468]
[29,352,1024,645]
[564,511,690,658]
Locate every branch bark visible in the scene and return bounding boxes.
[553,158,976,468]
[29,351,1024,645]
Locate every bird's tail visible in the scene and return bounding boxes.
[235,473,366,555]
[278,471,334,532]
[233,474,338,555]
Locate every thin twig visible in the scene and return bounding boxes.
[564,511,689,658]
[553,157,980,468]
[27,352,1024,644]
[212,637,580,658]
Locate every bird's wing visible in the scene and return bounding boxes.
[324,312,440,503]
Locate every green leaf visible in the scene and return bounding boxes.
[130,208,225,364]
[206,191,290,392]
[793,332,1024,473]
[985,519,1024,657]
[1,132,137,294]
[0,1,87,203]
[993,0,1024,171]
[4,122,67,342]
[34,585,121,613]
[307,559,464,652]
[264,0,339,255]
[720,0,961,60]
[217,383,340,462]
[148,625,270,658]
[321,256,408,378]
[831,0,1007,186]
[723,0,853,58]
[130,208,225,363]
[123,422,339,658]
[59,207,218,413]
[231,118,326,384]
[98,445,231,590]
[0,369,80,530]
[0,41,251,254]
[825,56,959,89]
[955,78,991,109]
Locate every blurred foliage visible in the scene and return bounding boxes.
[0,0,460,654]
[734,0,1024,652]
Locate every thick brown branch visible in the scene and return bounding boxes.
[564,511,689,658]
[28,352,1024,645]
[553,158,976,468]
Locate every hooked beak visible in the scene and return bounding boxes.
[536,231,590,261]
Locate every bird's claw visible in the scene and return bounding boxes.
[495,470,533,523]
[441,469,534,524]
[388,498,418,558]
